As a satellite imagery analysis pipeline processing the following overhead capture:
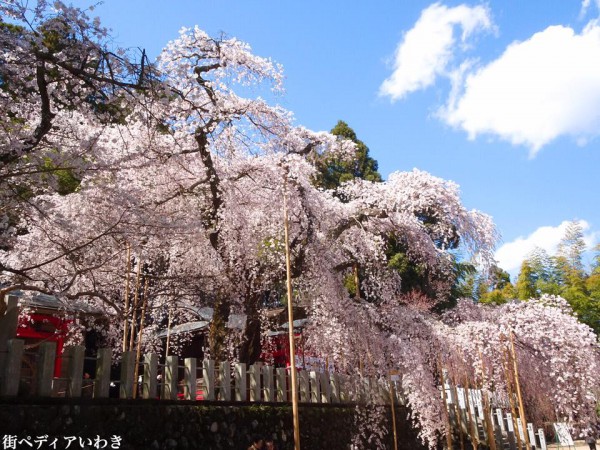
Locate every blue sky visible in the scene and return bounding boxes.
[71,0,600,278]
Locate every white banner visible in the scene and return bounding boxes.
[472,390,484,419]
[457,387,466,409]
[538,429,547,450]
[527,423,537,448]
[506,413,514,432]
[553,423,575,446]
[516,419,525,441]
[496,408,505,432]
[466,389,475,416]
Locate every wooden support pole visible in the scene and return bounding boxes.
[438,358,453,450]
[132,278,149,399]
[122,244,131,353]
[463,380,479,450]
[389,377,399,450]
[501,341,522,450]
[283,171,301,450]
[478,347,497,450]
[165,297,174,359]
[353,263,361,300]
[128,262,143,352]
[510,331,531,450]
[451,377,466,450]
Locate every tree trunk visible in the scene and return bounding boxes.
[238,294,262,364]
[208,296,230,361]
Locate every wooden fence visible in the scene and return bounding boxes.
[0,338,394,405]
[442,382,552,450]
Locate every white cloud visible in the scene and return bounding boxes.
[495,220,598,273]
[441,22,600,154]
[580,0,600,18]
[379,3,492,101]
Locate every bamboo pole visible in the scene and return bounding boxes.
[450,370,466,450]
[438,357,453,450]
[283,172,301,450]
[353,263,360,300]
[122,244,132,353]
[478,347,497,450]
[463,378,479,450]
[501,340,522,450]
[510,331,530,450]
[132,278,149,400]
[165,296,174,358]
[128,261,143,352]
[389,376,399,450]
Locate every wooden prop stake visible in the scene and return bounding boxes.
[438,357,453,450]
[283,172,301,450]
[510,331,530,450]
[128,261,143,352]
[463,378,479,450]
[478,347,497,450]
[501,338,522,450]
[389,375,399,450]
[450,370,465,450]
[122,244,132,353]
[353,263,360,300]
[132,278,149,399]
[165,296,174,359]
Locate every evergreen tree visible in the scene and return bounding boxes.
[516,260,537,299]
[313,120,382,190]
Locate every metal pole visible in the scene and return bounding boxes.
[283,172,301,450]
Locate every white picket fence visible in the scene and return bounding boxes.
[0,339,392,404]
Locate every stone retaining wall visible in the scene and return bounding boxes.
[0,399,429,449]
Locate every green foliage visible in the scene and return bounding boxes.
[513,222,600,335]
[449,260,478,300]
[479,289,508,305]
[312,120,382,190]
[473,264,516,305]
[42,158,81,195]
[516,260,537,300]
